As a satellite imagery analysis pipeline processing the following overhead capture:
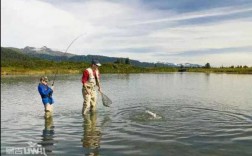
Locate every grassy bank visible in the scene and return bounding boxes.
[1,47,251,75]
[1,47,177,75]
[1,67,81,75]
[1,64,178,75]
[187,67,252,74]
[2,66,252,75]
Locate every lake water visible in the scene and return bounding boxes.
[1,73,252,156]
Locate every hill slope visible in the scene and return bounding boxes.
[1,47,43,68]
[15,46,179,67]
[2,47,177,75]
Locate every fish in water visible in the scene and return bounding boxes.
[145,110,161,119]
[26,141,41,147]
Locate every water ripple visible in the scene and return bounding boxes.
[2,74,252,156]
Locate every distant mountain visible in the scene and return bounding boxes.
[177,63,203,68]
[1,47,36,62]
[3,46,202,68]
[19,46,75,62]
[22,46,75,57]
[155,62,178,67]
[1,47,45,68]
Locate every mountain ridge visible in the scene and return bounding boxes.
[4,46,203,68]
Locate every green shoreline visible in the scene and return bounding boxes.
[2,66,252,75]
[2,47,252,75]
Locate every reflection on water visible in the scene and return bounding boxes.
[82,112,101,156]
[1,73,252,156]
[39,112,55,155]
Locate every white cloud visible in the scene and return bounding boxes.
[128,5,252,25]
[148,20,252,52]
[1,0,252,66]
[2,0,88,48]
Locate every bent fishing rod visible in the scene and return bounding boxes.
[50,34,113,106]
[52,34,84,86]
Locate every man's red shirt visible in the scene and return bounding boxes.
[82,69,100,84]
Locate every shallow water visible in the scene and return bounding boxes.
[1,73,252,156]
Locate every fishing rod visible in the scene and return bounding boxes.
[50,33,113,106]
[52,34,84,86]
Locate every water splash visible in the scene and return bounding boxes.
[145,110,162,119]
[26,141,41,147]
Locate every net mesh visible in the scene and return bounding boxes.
[101,92,112,107]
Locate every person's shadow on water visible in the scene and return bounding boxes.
[81,112,101,156]
[39,112,55,155]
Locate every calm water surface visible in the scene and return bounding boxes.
[1,73,252,156]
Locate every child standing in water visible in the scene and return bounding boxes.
[38,76,54,113]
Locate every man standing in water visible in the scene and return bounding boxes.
[38,76,54,113]
[82,59,102,115]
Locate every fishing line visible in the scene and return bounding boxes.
[52,33,85,86]
[50,33,113,106]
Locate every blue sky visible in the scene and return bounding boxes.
[2,0,252,66]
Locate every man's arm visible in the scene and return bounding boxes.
[95,70,101,92]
